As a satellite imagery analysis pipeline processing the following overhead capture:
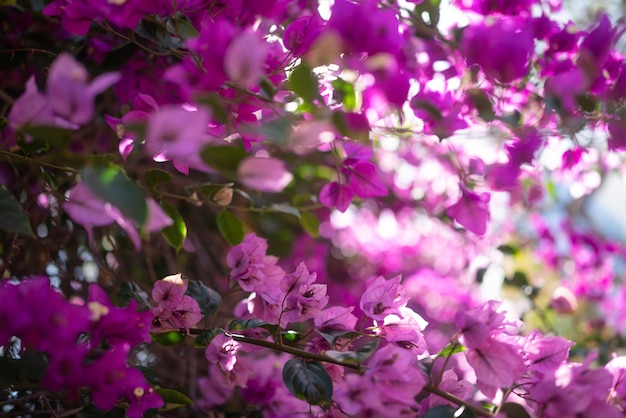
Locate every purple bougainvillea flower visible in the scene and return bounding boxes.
[346,161,388,198]
[319,181,355,212]
[8,77,58,131]
[145,105,212,160]
[360,275,408,321]
[461,16,534,83]
[47,53,120,125]
[283,14,324,56]
[447,185,491,235]
[64,182,172,250]
[237,157,294,192]
[224,29,269,88]
[151,274,203,332]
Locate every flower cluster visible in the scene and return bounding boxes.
[0,277,162,417]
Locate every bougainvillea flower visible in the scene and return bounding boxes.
[447,185,491,235]
[237,156,294,192]
[151,274,203,332]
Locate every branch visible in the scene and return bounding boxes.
[423,384,495,417]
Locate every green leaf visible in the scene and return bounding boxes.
[82,165,148,226]
[324,338,380,364]
[200,145,248,177]
[299,212,319,238]
[154,388,193,412]
[282,359,333,406]
[21,349,48,382]
[317,330,362,347]
[228,319,268,331]
[331,78,357,111]
[151,331,184,346]
[424,405,475,418]
[20,125,72,147]
[165,13,199,41]
[193,329,223,348]
[289,64,320,103]
[216,210,244,245]
[331,111,369,143]
[185,280,221,317]
[497,244,520,255]
[117,282,150,308]
[467,88,495,122]
[270,204,300,218]
[500,403,531,418]
[435,342,466,358]
[0,185,34,236]
[160,201,187,251]
[145,169,172,189]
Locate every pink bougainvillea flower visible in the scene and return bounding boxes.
[224,29,269,88]
[319,181,354,212]
[237,157,294,192]
[447,185,491,235]
[63,182,172,250]
[8,77,58,131]
[346,161,388,198]
[46,53,120,125]
[460,16,534,83]
[151,273,203,332]
[360,275,409,321]
[145,105,212,160]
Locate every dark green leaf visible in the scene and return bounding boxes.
[165,14,199,41]
[498,244,520,255]
[151,331,184,346]
[216,210,244,245]
[20,125,72,147]
[200,145,248,177]
[145,169,172,189]
[117,282,150,308]
[154,388,193,411]
[136,19,172,50]
[186,280,220,317]
[467,88,495,122]
[498,110,522,128]
[317,330,362,347]
[257,116,300,145]
[101,42,136,70]
[160,201,187,251]
[259,77,277,99]
[331,78,357,111]
[228,319,267,331]
[300,212,319,238]
[82,165,148,226]
[270,204,300,218]
[0,185,34,236]
[289,64,320,103]
[324,338,380,364]
[282,359,333,406]
[424,405,475,418]
[500,402,531,418]
[21,349,48,382]
[505,271,529,288]
[576,94,597,113]
[193,329,223,348]
[435,342,466,358]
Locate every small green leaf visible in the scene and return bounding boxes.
[282,359,333,406]
[216,210,244,245]
[299,212,319,238]
[82,165,148,226]
[424,405,475,418]
[200,145,248,177]
[20,125,72,147]
[160,201,187,251]
[434,342,466,358]
[325,338,380,364]
[228,319,267,331]
[497,244,520,255]
[500,402,531,418]
[317,330,362,347]
[331,78,357,111]
[467,88,495,122]
[289,64,320,103]
[155,388,193,412]
[151,331,184,346]
[165,14,199,41]
[0,185,34,236]
[270,204,300,218]
[193,329,223,348]
[145,169,172,189]
[117,282,150,308]
[186,280,221,317]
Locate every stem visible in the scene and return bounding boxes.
[424,384,495,417]
[0,150,80,174]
